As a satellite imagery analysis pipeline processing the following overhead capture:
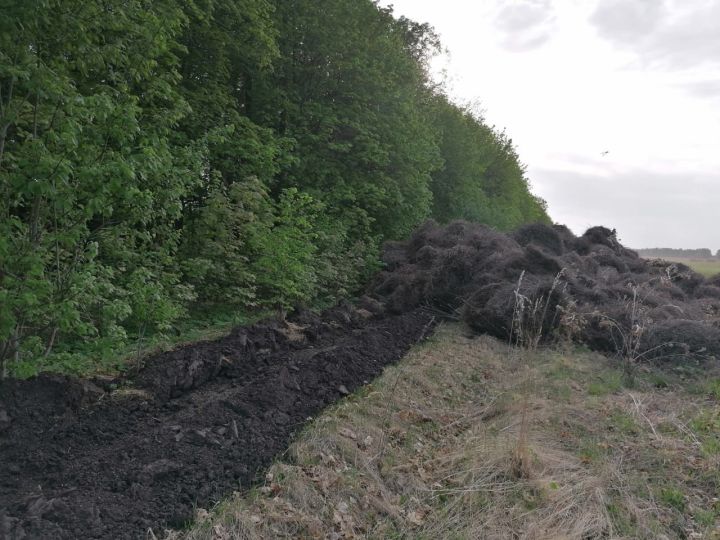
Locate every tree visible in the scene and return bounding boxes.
[0,0,198,376]
[428,94,549,229]
[0,0,551,377]
[248,0,442,240]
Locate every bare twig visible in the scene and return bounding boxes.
[628,392,660,441]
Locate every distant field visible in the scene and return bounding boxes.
[663,258,720,277]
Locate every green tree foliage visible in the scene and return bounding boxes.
[429,95,549,229]
[0,0,198,376]
[248,0,443,239]
[0,0,550,377]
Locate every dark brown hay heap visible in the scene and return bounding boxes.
[369,220,720,362]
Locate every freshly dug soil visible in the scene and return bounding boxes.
[0,305,435,539]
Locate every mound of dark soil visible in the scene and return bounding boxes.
[0,306,435,539]
[369,220,720,362]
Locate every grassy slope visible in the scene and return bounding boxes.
[171,324,720,540]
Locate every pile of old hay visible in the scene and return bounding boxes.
[367,221,720,362]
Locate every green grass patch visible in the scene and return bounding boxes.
[11,308,270,379]
[545,361,576,381]
[577,438,609,464]
[645,372,670,389]
[587,371,623,396]
[694,508,718,528]
[659,487,686,512]
[608,410,639,435]
[690,410,720,436]
[708,379,720,400]
[606,501,638,536]
[547,382,573,401]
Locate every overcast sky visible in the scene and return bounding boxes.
[380,0,720,250]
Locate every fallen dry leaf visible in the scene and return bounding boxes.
[339,427,357,440]
[406,510,426,526]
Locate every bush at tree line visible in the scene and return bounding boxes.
[0,0,549,377]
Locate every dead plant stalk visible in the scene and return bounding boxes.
[509,269,565,479]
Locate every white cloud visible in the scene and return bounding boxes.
[380,0,720,249]
[590,0,667,45]
[678,78,720,100]
[591,0,720,69]
[533,168,720,249]
[494,0,556,51]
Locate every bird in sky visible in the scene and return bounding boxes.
[600,150,610,157]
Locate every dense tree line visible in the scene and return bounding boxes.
[0,0,549,377]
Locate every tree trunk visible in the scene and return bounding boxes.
[29,195,43,243]
[44,326,59,357]
[0,325,21,380]
[0,76,16,169]
[135,322,147,372]
[0,340,8,380]
[0,122,8,170]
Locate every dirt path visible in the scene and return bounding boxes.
[0,306,436,539]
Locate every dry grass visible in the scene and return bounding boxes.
[168,324,720,540]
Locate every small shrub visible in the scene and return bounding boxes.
[659,487,686,512]
[694,508,717,528]
[608,411,639,435]
[709,379,720,400]
[689,410,720,457]
[588,372,623,396]
[646,373,669,388]
[606,501,637,535]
